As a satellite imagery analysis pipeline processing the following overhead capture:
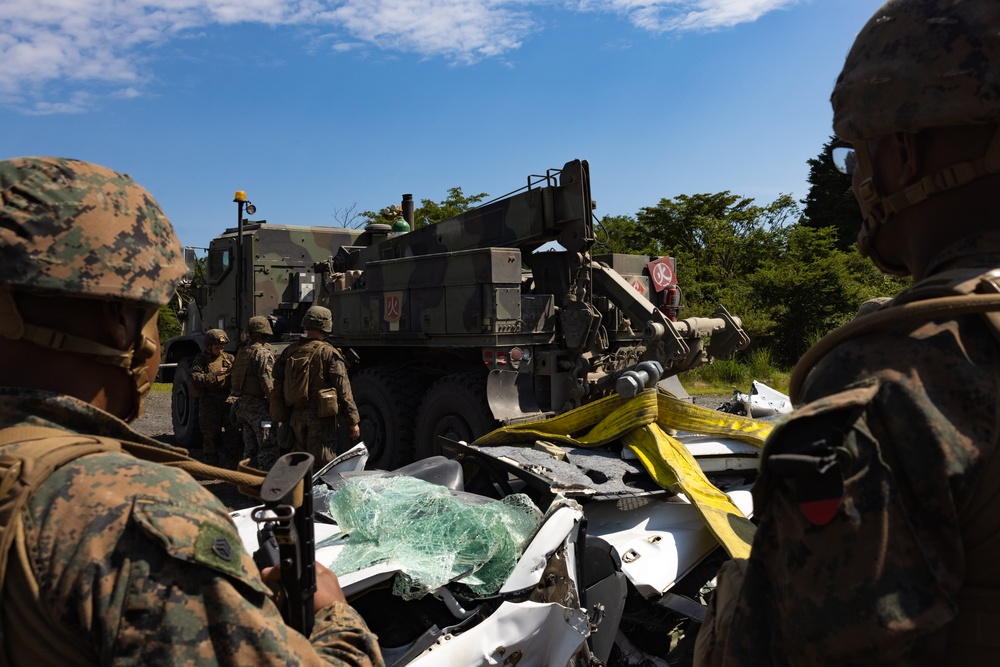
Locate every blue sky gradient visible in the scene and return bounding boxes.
[3,0,884,249]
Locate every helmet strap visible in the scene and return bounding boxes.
[0,285,158,421]
[854,125,1000,276]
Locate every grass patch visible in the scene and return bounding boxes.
[680,355,791,396]
[151,382,173,393]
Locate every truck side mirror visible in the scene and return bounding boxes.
[184,248,198,280]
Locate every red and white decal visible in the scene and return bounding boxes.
[631,278,646,296]
[647,257,676,292]
[384,292,402,324]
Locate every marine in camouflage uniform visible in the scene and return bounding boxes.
[190,328,237,466]
[0,157,383,666]
[696,2,1000,665]
[273,306,360,465]
[231,316,280,470]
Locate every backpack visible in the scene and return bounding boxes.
[283,341,322,407]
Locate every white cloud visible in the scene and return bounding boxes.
[0,0,797,109]
[575,0,798,31]
[319,0,534,62]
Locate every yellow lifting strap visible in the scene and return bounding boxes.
[655,392,774,448]
[624,423,755,559]
[474,388,771,559]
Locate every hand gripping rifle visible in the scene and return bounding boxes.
[251,452,316,636]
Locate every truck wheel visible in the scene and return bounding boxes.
[171,360,203,448]
[415,373,494,460]
[352,367,419,470]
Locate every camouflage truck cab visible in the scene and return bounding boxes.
[164,223,371,447]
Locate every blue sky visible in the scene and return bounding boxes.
[2,0,883,250]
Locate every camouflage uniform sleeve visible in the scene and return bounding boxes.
[220,352,234,392]
[25,451,383,667]
[303,603,384,666]
[254,347,275,395]
[190,353,225,391]
[324,348,359,426]
[696,324,999,666]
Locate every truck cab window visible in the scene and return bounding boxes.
[207,247,232,285]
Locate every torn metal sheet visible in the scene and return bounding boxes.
[585,488,752,599]
[500,503,583,594]
[719,380,793,419]
[406,600,590,667]
[668,433,761,472]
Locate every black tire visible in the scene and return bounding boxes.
[352,367,421,470]
[415,373,494,460]
[171,359,203,448]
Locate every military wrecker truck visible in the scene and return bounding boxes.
[165,159,749,468]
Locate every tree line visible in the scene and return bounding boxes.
[593,137,909,368]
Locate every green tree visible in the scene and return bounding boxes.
[635,192,797,272]
[801,136,863,251]
[748,226,908,364]
[157,304,182,351]
[158,254,206,349]
[594,214,643,254]
[412,187,489,229]
[362,187,489,229]
[631,192,799,320]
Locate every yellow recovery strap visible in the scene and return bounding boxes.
[474,389,775,559]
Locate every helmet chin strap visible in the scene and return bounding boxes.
[0,286,159,422]
[854,126,1000,276]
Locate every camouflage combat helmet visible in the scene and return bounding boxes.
[831,0,1000,275]
[301,305,333,333]
[204,329,229,347]
[0,157,187,421]
[247,316,273,336]
[0,157,187,304]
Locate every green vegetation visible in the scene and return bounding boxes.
[594,137,909,388]
[682,358,791,396]
[363,187,489,229]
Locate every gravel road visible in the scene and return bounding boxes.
[132,391,256,510]
[132,391,174,441]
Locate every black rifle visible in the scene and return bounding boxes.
[252,452,316,636]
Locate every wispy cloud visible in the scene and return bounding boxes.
[1,0,797,110]
[576,0,798,31]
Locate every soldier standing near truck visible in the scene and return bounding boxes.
[0,156,383,666]
[231,316,280,470]
[696,1,1000,664]
[190,328,236,465]
[273,306,361,464]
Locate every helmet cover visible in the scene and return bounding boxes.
[301,306,333,333]
[0,157,186,306]
[247,316,273,335]
[204,329,230,347]
[833,0,1000,141]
